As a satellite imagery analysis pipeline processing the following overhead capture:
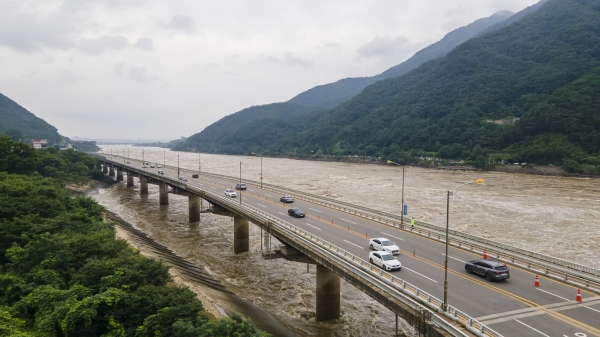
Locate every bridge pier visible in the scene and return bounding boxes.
[103,162,109,174]
[140,175,148,194]
[116,167,123,182]
[109,164,115,177]
[189,196,201,222]
[234,217,249,253]
[316,265,341,321]
[126,173,134,187]
[159,182,169,205]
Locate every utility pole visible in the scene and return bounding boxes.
[178,155,180,178]
[239,162,242,205]
[260,154,263,189]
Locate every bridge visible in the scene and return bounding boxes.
[98,154,600,337]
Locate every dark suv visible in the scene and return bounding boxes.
[235,183,247,190]
[192,174,199,178]
[465,260,510,282]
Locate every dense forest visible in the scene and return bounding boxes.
[180,8,520,151]
[177,0,600,171]
[0,136,268,336]
[0,93,66,146]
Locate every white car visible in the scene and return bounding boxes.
[369,237,400,255]
[157,164,162,168]
[225,189,237,198]
[179,176,187,181]
[150,163,155,168]
[369,251,401,271]
[157,170,164,175]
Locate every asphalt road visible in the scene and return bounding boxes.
[124,160,600,337]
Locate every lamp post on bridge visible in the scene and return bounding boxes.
[252,152,263,188]
[142,150,145,168]
[178,155,180,178]
[199,152,201,176]
[239,162,242,205]
[442,179,485,312]
[387,160,405,226]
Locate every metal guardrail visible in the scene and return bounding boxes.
[104,158,501,337]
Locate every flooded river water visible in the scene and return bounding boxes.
[94,146,600,336]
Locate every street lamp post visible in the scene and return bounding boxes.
[239,162,242,205]
[178,155,180,178]
[260,154,263,188]
[142,150,145,166]
[199,153,201,176]
[442,179,485,312]
[387,160,405,226]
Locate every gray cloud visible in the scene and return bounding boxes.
[357,35,410,58]
[128,66,160,82]
[134,37,155,51]
[79,35,129,55]
[264,53,314,68]
[160,14,195,33]
[0,9,75,52]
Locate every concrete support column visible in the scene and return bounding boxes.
[103,163,109,174]
[116,168,123,182]
[189,195,200,222]
[109,165,115,177]
[140,175,148,194]
[159,182,169,206]
[316,265,341,321]
[126,173,134,187]
[233,217,249,253]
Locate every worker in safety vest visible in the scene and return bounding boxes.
[411,217,415,228]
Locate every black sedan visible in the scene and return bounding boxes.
[288,208,305,218]
[465,259,510,282]
[280,195,294,203]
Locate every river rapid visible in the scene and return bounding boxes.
[94,146,600,336]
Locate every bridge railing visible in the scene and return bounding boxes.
[109,159,501,337]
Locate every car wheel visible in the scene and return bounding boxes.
[465,266,472,274]
[370,258,374,264]
[369,244,374,250]
[399,267,401,271]
[485,273,493,282]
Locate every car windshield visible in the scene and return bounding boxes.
[381,254,395,261]
[381,240,393,246]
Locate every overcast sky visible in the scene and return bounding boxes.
[0,0,538,141]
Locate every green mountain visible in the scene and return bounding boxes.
[180,9,518,150]
[295,0,600,164]
[0,93,64,145]
[182,0,600,167]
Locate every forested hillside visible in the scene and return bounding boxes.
[0,136,269,336]
[182,0,600,168]
[0,93,65,145]
[180,9,519,151]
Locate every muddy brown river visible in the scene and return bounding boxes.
[94,146,600,336]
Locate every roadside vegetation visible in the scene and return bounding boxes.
[0,136,269,336]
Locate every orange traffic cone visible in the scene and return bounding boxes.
[535,275,540,287]
[576,289,582,302]
[483,249,489,259]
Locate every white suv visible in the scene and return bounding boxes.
[225,189,237,198]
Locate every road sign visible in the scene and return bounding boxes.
[403,204,408,216]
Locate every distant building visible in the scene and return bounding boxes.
[32,139,48,149]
